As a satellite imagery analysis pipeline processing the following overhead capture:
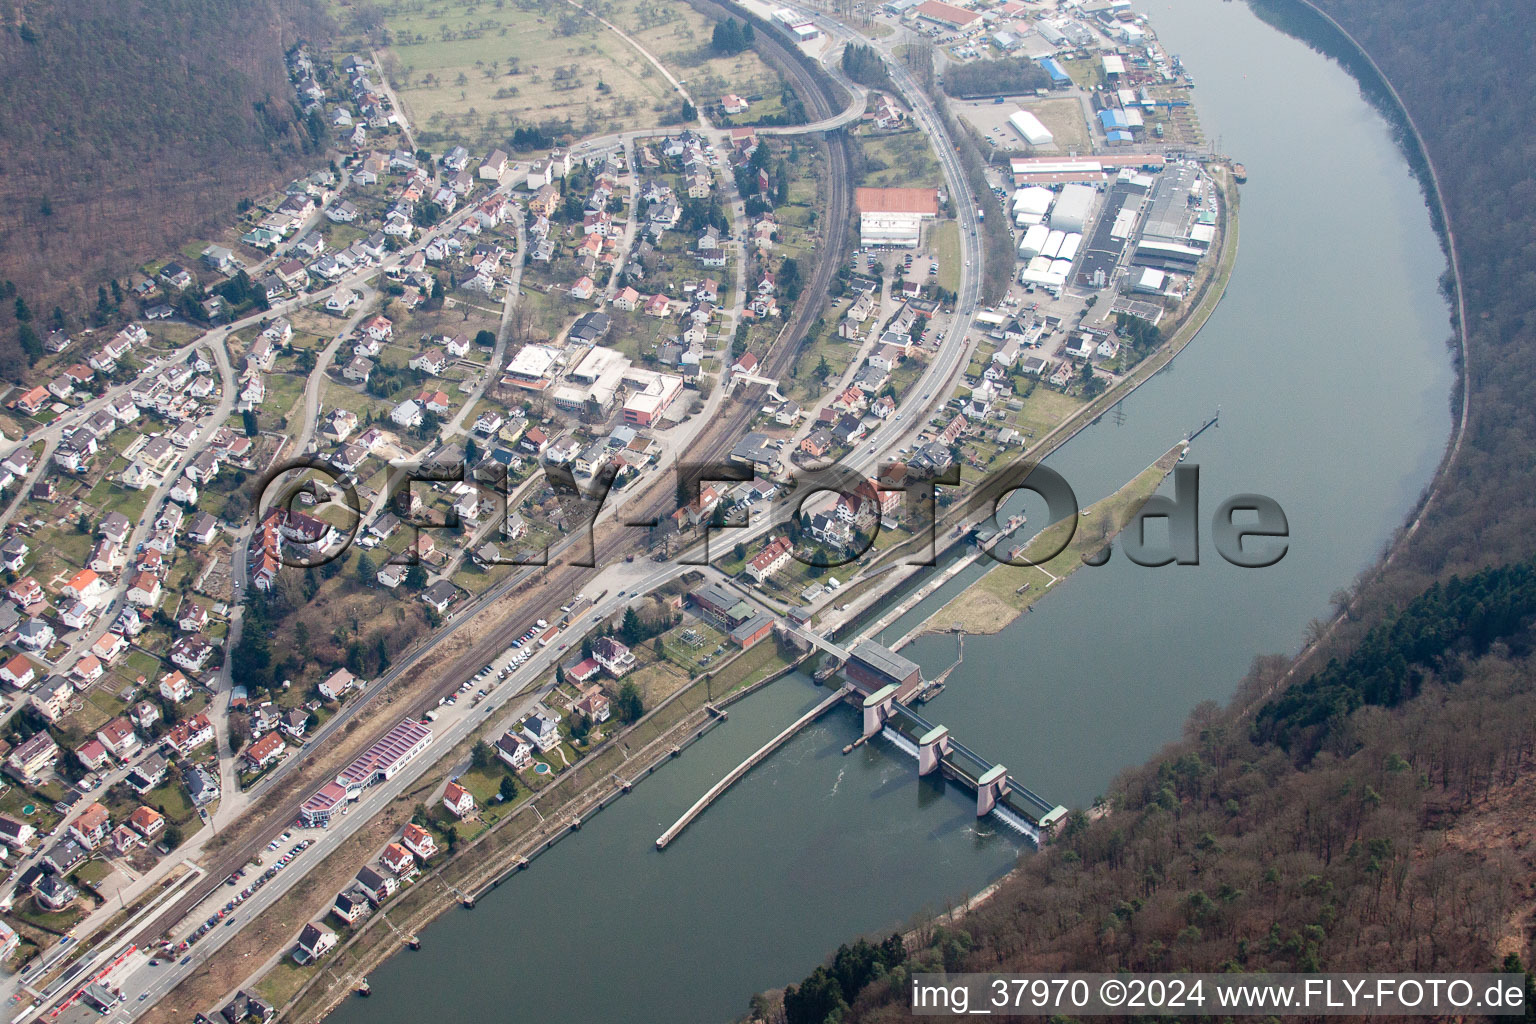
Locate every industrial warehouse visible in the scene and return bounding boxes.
[855,186,942,248]
[1008,161,1218,298]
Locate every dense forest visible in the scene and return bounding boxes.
[0,0,331,378]
[939,58,1049,99]
[760,561,1536,1022]
[841,44,892,90]
[754,0,1536,1018]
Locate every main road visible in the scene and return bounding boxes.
[64,7,994,1019]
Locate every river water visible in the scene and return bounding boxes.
[329,1,1453,1020]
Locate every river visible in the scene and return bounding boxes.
[327,0,1453,1020]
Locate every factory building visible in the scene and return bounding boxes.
[855,186,940,248]
[1012,185,1054,225]
[1038,56,1072,89]
[1018,222,1051,258]
[1007,109,1054,147]
[911,0,982,30]
[771,7,820,40]
[1048,183,1096,232]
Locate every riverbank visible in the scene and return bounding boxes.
[825,168,1242,621]
[917,443,1185,637]
[268,640,806,1024]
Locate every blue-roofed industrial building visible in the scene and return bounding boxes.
[1038,57,1071,89]
[1106,129,1134,145]
[1098,108,1131,131]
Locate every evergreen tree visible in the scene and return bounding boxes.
[615,681,644,723]
[620,606,643,645]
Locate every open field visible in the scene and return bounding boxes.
[339,0,783,150]
[857,129,943,189]
[367,0,675,146]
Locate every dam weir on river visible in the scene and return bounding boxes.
[655,630,1067,849]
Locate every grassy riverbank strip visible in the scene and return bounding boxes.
[852,169,1241,586]
[923,443,1185,635]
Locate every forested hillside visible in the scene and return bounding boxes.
[759,559,1536,1023]
[0,0,331,378]
[755,0,1536,1017]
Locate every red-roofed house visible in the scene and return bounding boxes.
[163,712,214,757]
[0,654,37,690]
[92,632,129,663]
[242,731,287,770]
[747,535,794,583]
[61,568,108,608]
[441,782,475,819]
[96,718,140,759]
[15,386,49,415]
[381,843,414,875]
[75,739,110,772]
[128,805,165,839]
[400,823,437,860]
[69,802,111,849]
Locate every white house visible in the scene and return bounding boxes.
[523,712,560,753]
[390,400,423,429]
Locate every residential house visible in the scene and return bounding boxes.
[390,400,423,429]
[442,781,475,818]
[96,718,140,759]
[130,701,161,731]
[127,806,165,840]
[127,754,168,794]
[28,678,71,724]
[381,843,414,875]
[0,654,37,690]
[400,823,437,861]
[294,923,336,964]
[575,689,610,723]
[163,713,215,757]
[523,712,560,753]
[0,815,36,851]
[8,731,59,783]
[747,535,794,582]
[69,802,111,849]
[186,765,220,807]
[35,873,79,911]
[169,636,212,672]
[420,580,457,614]
[590,637,636,678]
[332,891,369,925]
[17,618,54,651]
[159,670,193,703]
[354,865,398,906]
[75,739,110,772]
[318,668,357,701]
[495,730,534,770]
[242,732,286,770]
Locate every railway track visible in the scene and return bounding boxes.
[128,16,853,955]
